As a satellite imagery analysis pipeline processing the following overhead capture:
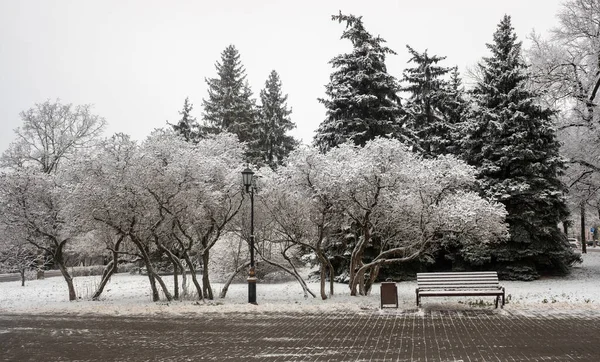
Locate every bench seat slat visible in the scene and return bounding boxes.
[419,284,500,290]
[418,279,498,284]
[416,271,505,309]
[417,272,497,276]
[419,290,504,296]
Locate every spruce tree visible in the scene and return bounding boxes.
[171,97,198,142]
[441,67,470,156]
[201,45,258,144]
[463,15,577,279]
[401,46,455,157]
[314,12,405,152]
[254,70,298,168]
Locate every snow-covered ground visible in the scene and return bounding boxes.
[2,251,600,316]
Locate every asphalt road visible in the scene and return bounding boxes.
[1,310,600,361]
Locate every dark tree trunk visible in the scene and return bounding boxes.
[92,237,123,301]
[183,253,203,300]
[219,261,250,298]
[54,243,77,301]
[202,251,213,300]
[172,262,179,300]
[19,269,26,287]
[581,202,587,254]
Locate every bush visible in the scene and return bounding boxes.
[68,265,106,277]
[117,262,140,274]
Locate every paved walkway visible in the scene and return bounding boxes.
[1,309,600,361]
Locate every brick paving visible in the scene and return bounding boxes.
[1,309,600,361]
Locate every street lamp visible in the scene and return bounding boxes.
[242,167,257,304]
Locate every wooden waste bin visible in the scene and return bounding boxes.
[380,281,398,308]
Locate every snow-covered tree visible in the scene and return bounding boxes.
[254,70,298,168]
[463,15,577,279]
[401,46,456,157]
[72,131,245,301]
[170,97,199,142]
[0,225,48,286]
[528,0,600,246]
[261,138,508,296]
[314,13,406,152]
[0,170,79,300]
[1,100,106,173]
[201,45,258,147]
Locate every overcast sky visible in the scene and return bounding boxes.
[0,0,565,155]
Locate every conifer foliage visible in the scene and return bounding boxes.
[314,12,404,152]
[171,97,198,142]
[401,46,456,157]
[463,15,577,279]
[201,45,257,144]
[254,70,298,168]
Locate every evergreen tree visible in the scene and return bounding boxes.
[314,12,405,152]
[201,45,258,144]
[254,70,298,168]
[171,97,198,142]
[401,46,455,157]
[441,67,470,156]
[463,15,577,280]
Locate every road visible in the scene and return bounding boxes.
[1,310,600,361]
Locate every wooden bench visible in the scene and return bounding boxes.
[416,271,505,308]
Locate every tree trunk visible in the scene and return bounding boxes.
[260,256,316,298]
[183,253,203,300]
[92,260,116,300]
[179,260,188,299]
[202,251,213,300]
[145,267,160,302]
[219,260,251,298]
[172,262,179,300]
[19,269,26,287]
[581,202,587,254]
[54,244,77,301]
[364,264,380,295]
[92,237,123,301]
[149,270,173,302]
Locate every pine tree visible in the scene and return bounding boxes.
[401,46,455,157]
[441,67,470,156]
[201,45,258,144]
[463,15,577,280]
[171,97,198,142]
[253,70,298,168]
[314,12,405,152]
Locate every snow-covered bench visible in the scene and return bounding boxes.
[416,271,505,308]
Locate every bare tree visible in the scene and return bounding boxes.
[1,100,106,173]
[0,226,49,286]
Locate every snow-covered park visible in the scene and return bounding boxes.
[1,250,599,317]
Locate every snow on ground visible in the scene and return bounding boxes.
[1,250,600,317]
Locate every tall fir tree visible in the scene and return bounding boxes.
[253,70,298,168]
[171,97,199,142]
[314,12,405,152]
[201,45,258,145]
[441,67,470,156]
[463,15,577,280]
[401,46,455,157]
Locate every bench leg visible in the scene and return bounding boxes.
[416,291,420,307]
[495,296,499,309]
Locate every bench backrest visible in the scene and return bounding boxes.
[417,272,500,290]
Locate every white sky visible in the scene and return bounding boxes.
[0,0,565,154]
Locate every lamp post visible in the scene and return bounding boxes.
[242,167,257,304]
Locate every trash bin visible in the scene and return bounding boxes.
[380,281,398,308]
